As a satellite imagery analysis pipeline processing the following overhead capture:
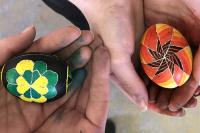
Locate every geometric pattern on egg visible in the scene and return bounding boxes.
[140,24,193,88]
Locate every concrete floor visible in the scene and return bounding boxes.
[0,0,200,133]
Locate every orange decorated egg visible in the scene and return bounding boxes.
[140,24,192,88]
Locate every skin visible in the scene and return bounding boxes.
[0,26,110,133]
[1,2,199,133]
[144,0,200,116]
[68,0,200,116]
[69,0,148,111]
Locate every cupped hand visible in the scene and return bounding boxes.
[144,0,200,116]
[0,26,110,133]
[69,0,148,111]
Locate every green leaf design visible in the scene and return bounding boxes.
[43,70,58,99]
[32,71,40,83]
[43,70,58,87]
[33,61,47,75]
[6,60,59,103]
[44,86,57,99]
[31,88,41,99]
[6,69,19,84]
[23,70,32,84]
[7,84,21,97]
[23,88,41,99]
[24,89,31,98]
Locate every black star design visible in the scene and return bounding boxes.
[147,39,183,75]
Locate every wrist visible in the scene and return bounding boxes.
[69,0,145,37]
[68,0,101,29]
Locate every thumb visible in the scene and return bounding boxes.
[111,58,148,112]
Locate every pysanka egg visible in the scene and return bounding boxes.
[140,24,192,88]
[1,53,72,103]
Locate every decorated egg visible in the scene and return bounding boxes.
[1,53,72,103]
[140,24,192,88]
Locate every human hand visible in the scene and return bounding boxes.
[37,45,110,133]
[0,26,110,133]
[69,0,148,111]
[144,0,200,116]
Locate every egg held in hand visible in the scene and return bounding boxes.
[1,53,72,103]
[140,24,192,89]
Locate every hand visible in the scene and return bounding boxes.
[0,26,110,133]
[37,45,111,133]
[69,0,148,111]
[144,0,200,116]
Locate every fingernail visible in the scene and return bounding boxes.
[132,95,148,112]
[75,35,84,44]
[194,91,200,96]
[75,30,94,45]
[194,93,200,97]
[188,103,196,108]
[169,105,179,112]
[139,99,148,112]
[22,25,34,33]
[177,109,186,117]
[149,99,156,103]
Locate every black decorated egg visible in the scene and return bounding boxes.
[1,53,72,103]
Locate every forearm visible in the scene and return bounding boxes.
[68,0,104,29]
[68,0,144,32]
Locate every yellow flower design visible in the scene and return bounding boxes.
[6,60,58,103]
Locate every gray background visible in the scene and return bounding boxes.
[0,0,200,133]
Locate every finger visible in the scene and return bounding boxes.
[75,60,93,114]
[143,76,151,87]
[135,60,150,87]
[156,88,173,109]
[184,96,198,108]
[64,35,96,113]
[193,46,200,83]
[149,103,185,117]
[56,30,94,60]
[26,26,81,53]
[194,86,200,96]
[89,35,103,50]
[0,26,36,65]
[69,69,87,94]
[43,68,87,118]
[57,69,87,112]
[19,69,87,130]
[75,74,91,114]
[148,84,160,103]
[86,46,110,127]
[112,59,148,112]
[169,46,200,111]
[67,46,92,71]
[56,69,87,112]
[169,77,198,111]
